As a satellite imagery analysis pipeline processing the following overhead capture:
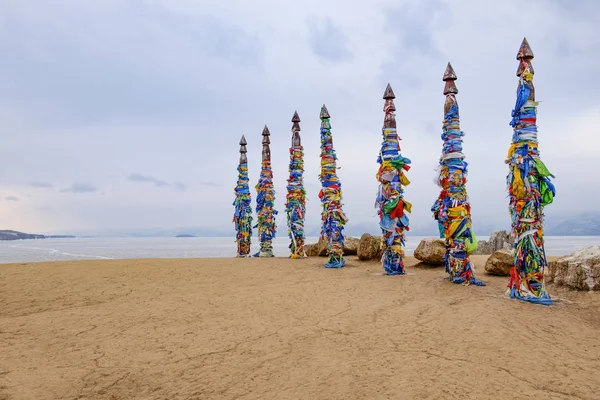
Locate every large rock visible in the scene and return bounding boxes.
[473,230,511,255]
[484,248,513,276]
[317,237,329,256]
[548,246,600,291]
[413,238,446,265]
[304,243,319,257]
[344,237,359,256]
[305,236,359,257]
[358,233,383,261]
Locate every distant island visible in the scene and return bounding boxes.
[0,230,45,240]
[0,230,76,241]
[175,234,198,238]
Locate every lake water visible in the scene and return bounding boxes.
[0,236,598,264]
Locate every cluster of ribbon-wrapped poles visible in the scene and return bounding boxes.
[285,111,307,259]
[232,135,253,257]
[318,105,348,268]
[253,126,278,257]
[231,38,556,306]
[375,84,412,275]
[431,64,484,286]
[506,38,555,305]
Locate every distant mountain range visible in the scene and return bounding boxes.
[545,212,600,236]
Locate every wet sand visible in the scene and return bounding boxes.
[1,255,599,400]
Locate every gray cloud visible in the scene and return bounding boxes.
[60,183,98,194]
[307,17,353,62]
[174,182,187,191]
[199,182,222,188]
[127,173,170,187]
[5,196,19,201]
[383,0,448,58]
[29,181,53,188]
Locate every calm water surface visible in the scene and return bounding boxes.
[0,236,598,264]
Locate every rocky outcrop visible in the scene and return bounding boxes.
[548,246,600,291]
[344,237,359,256]
[413,238,446,265]
[317,237,329,256]
[472,230,511,255]
[304,236,359,257]
[357,233,383,261]
[304,242,319,257]
[484,248,513,276]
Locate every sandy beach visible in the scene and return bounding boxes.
[1,255,599,400]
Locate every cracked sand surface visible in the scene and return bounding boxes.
[1,256,599,399]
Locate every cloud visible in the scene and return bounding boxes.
[127,173,170,187]
[307,17,353,62]
[127,173,188,191]
[29,181,53,188]
[5,196,19,201]
[174,182,187,191]
[60,182,98,194]
[0,0,598,235]
[199,182,221,188]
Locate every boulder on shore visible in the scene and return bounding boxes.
[484,248,513,276]
[548,246,600,291]
[304,236,359,257]
[472,230,511,255]
[344,237,359,256]
[357,233,383,261]
[413,238,446,265]
[304,242,319,257]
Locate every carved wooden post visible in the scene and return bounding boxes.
[318,105,348,268]
[232,135,253,257]
[285,111,307,258]
[431,63,484,285]
[254,125,278,257]
[506,38,555,305]
[375,84,412,275]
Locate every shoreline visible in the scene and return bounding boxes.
[0,254,564,267]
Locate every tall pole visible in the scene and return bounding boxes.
[286,111,307,259]
[318,104,348,268]
[431,63,484,286]
[254,125,278,257]
[375,84,412,275]
[233,135,253,257]
[506,38,555,305]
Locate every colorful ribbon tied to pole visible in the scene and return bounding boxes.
[253,125,278,257]
[318,105,348,268]
[286,111,307,259]
[431,63,484,286]
[233,135,253,257]
[505,38,555,305]
[375,84,411,275]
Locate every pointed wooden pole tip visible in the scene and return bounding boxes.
[292,111,301,122]
[443,81,458,95]
[443,62,457,81]
[239,135,247,146]
[383,83,395,99]
[517,37,534,60]
[320,104,330,119]
[262,125,270,136]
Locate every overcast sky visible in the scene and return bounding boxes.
[0,0,599,235]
